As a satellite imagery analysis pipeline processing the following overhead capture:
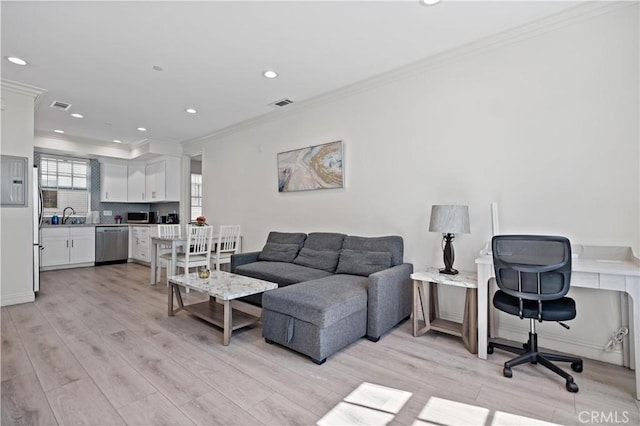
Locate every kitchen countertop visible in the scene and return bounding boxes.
[42,223,160,228]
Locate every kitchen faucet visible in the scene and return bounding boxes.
[62,207,76,224]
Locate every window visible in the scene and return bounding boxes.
[191,173,202,220]
[40,155,90,215]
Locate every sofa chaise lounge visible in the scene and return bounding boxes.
[231,231,413,364]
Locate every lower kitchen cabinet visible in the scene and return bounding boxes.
[41,227,95,269]
[130,226,158,263]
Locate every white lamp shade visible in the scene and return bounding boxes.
[429,205,470,234]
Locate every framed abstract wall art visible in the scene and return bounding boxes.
[277,140,343,192]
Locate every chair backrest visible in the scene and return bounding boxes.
[217,225,240,254]
[158,224,181,239]
[492,235,572,303]
[180,225,213,270]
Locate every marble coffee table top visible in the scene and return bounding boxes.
[169,271,277,300]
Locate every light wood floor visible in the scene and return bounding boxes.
[2,263,639,426]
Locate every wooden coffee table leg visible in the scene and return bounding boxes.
[223,299,232,346]
[168,283,174,316]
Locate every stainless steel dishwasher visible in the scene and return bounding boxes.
[95,226,129,266]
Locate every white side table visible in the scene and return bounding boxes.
[411,267,478,354]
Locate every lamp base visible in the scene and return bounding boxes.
[439,267,459,275]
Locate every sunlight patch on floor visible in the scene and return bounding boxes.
[317,382,412,426]
[317,383,563,426]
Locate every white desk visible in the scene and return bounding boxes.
[476,245,640,399]
[149,234,242,284]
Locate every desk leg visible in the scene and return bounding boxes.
[627,280,640,400]
[223,300,232,346]
[150,241,157,285]
[477,264,491,360]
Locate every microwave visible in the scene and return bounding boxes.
[126,211,156,224]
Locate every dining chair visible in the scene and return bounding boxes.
[170,225,213,279]
[156,224,181,283]
[211,225,241,271]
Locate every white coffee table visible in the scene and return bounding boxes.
[168,271,277,345]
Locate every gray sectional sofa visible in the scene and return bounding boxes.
[230,231,413,364]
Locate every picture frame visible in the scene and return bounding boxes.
[277,140,343,192]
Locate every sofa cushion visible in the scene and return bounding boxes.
[258,242,301,263]
[303,232,346,251]
[293,248,341,273]
[335,249,392,276]
[342,235,404,266]
[262,275,367,328]
[235,261,332,286]
[266,232,307,247]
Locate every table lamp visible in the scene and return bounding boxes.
[429,205,470,275]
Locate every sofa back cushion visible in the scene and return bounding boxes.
[291,232,346,273]
[293,248,341,273]
[342,235,404,266]
[257,232,307,263]
[259,243,302,263]
[335,249,392,276]
[303,232,346,251]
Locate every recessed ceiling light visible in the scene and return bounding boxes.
[185,108,197,114]
[54,129,65,134]
[70,113,83,119]
[263,70,278,79]
[6,56,27,66]
[113,139,122,143]
[137,127,147,132]
[420,0,441,5]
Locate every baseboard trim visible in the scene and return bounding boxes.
[1,291,35,307]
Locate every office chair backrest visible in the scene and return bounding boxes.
[492,235,572,302]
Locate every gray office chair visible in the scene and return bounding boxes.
[487,235,583,393]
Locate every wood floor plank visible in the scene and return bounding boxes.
[116,392,194,426]
[46,378,125,426]
[2,264,637,426]
[146,331,274,410]
[1,309,35,381]
[105,329,213,406]
[34,295,157,409]
[1,373,58,426]
[180,389,265,426]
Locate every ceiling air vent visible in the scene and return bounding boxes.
[50,100,71,111]
[269,98,294,108]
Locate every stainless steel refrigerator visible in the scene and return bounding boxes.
[32,166,42,292]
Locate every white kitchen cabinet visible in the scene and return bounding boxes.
[41,227,95,269]
[131,226,150,262]
[145,161,165,202]
[69,228,96,264]
[127,162,146,202]
[100,161,128,202]
[145,157,181,202]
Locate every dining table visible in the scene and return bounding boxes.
[149,234,242,284]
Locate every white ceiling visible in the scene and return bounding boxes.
[1,0,579,148]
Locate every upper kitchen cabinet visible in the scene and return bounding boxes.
[100,160,128,202]
[127,162,146,202]
[145,157,180,202]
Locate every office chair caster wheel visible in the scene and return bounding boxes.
[571,362,583,373]
[566,378,579,393]
[503,367,512,378]
[487,346,494,354]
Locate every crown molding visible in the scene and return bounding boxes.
[1,79,47,106]
[182,0,635,152]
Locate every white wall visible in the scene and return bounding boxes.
[196,5,638,363]
[0,81,45,306]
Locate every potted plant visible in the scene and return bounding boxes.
[195,216,207,226]
[114,214,122,224]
